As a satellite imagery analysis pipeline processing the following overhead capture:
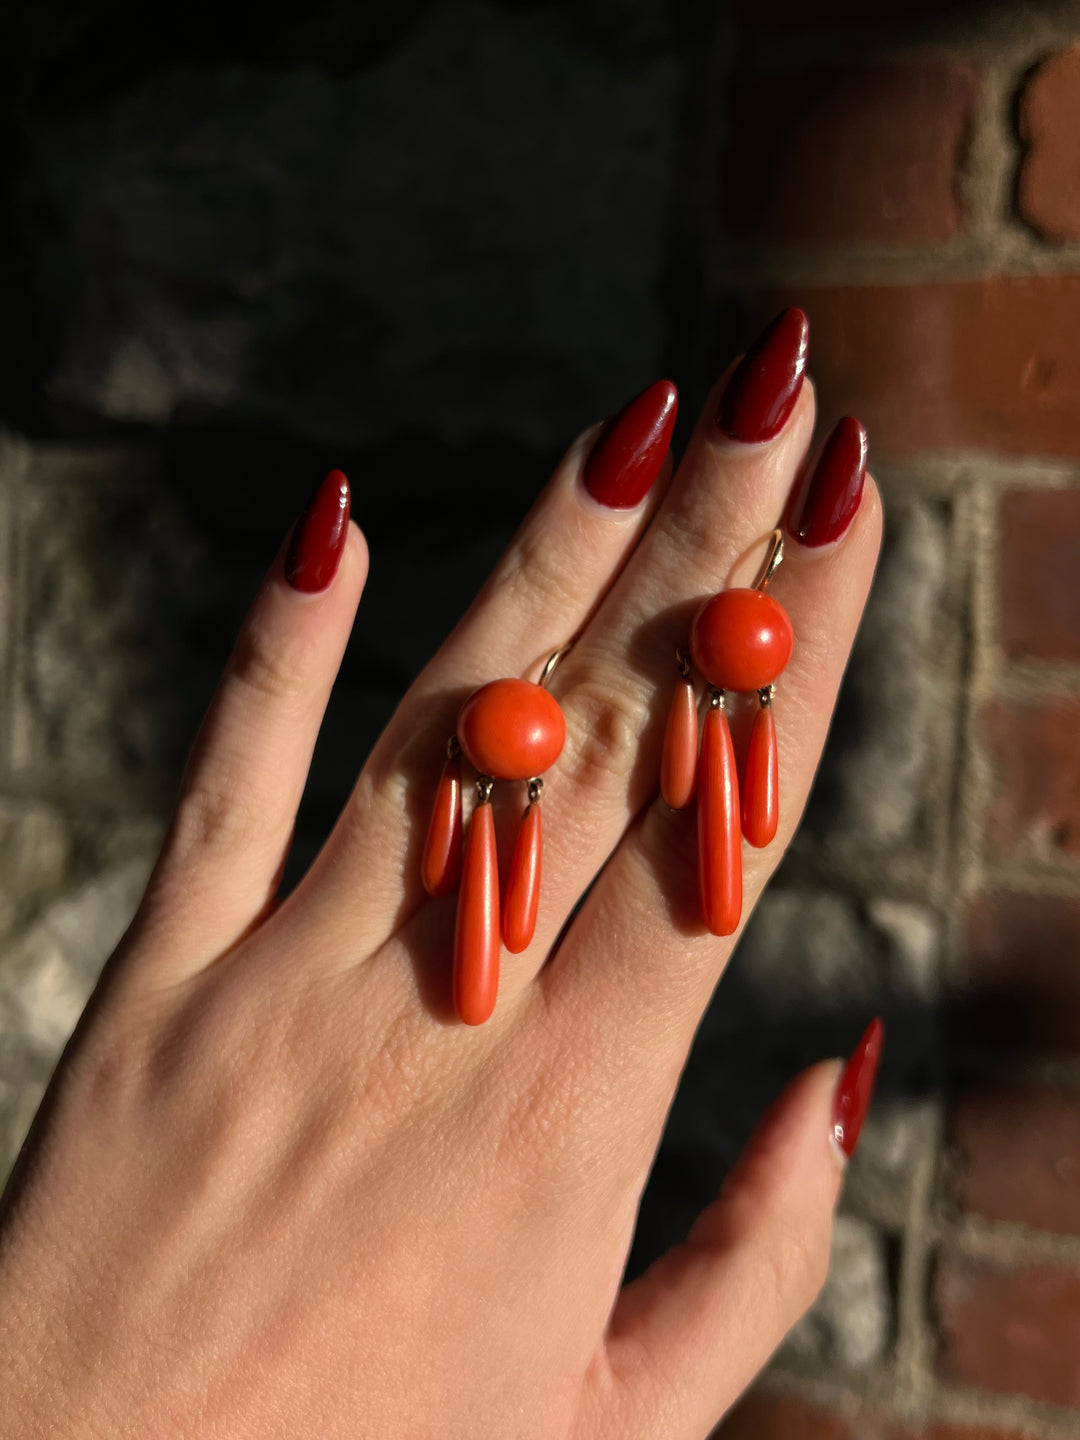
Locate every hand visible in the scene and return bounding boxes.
[0,316,882,1440]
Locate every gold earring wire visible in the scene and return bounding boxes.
[538,642,573,689]
[751,529,784,591]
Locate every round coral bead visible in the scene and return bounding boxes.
[457,679,566,781]
[689,589,793,692]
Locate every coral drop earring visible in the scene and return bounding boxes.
[503,785,543,955]
[661,530,792,933]
[660,659,698,810]
[697,696,741,935]
[453,778,500,1026]
[422,650,569,1026]
[742,694,778,847]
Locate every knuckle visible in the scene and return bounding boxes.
[561,672,650,795]
[500,515,592,622]
[229,617,309,708]
[769,1214,832,1317]
[655,500,734,588]
[164,769,265,869]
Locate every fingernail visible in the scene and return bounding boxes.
[787,417,868,549]
[583,379,678,509]
[285,469,351,592]
[716,308,809,444]
[831,1017,884,1161]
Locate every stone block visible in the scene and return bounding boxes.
[800,498,950,853]
[0,855,155,1179]
[783,1215,892,1372]
[630,889,941,1270]
[23,4,677,452]
[12,452,206,785]
[842,1097,936,1228]
[0,803,73,942]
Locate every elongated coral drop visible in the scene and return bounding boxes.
[503,802,542,954]
[453,800,501,1025]
[660,679,698,809]
[421,751,463,897]
[697,704,742,936]
[742,702,779,848]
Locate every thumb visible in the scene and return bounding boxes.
[579,1021,884,1440]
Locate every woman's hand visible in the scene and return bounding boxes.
[0,317,882,1440]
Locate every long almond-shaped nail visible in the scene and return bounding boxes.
[831,1018,884,1160]
[787,417,868,548]
[285,469,351,592]
[716,308,809,443]
[583,379,678,509]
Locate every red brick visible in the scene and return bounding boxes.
[733,0,965,24]
[951,1082,1080,1235]
[936,1254,1080,1407]
[1019,45,1080,242]
[724,61,975,246]
[922,1429,1032,1439]
[981,698,1080,854]
[717,1392,856,1439]
[962,892,1080,1052]
[999,489,1080,662]
[717,1392,1026,1439]
[758,278,1080,459]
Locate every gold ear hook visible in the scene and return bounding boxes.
[751,529,784,591]
[538,642,573,689]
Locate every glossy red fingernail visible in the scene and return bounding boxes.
[285,469,351,592]
[831,1018,884,1160]
[716,308,809,443]
[787,417,868,548]
[583,379,678,509]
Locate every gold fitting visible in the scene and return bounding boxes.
[539,643,572,690]
[709,688,725,710]
[751,529,785,591]
[527,776,544,805]
[758,685,775,707]
[675,646,692,680]
[447,734,462,760]
[476,775,494,804]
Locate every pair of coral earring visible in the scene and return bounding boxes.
[420,532,792,1024]
[660,530,793,936]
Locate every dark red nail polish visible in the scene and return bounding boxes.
[832,1018,884,1160]
[788,417,868,548]
[285,469,351,592]
[716,308,809,443]
[583,379,678,509]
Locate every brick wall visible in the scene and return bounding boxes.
[711,6,1080,1438]
[1,4,1079,1437]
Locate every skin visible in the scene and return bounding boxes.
[0,366,882,1440]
